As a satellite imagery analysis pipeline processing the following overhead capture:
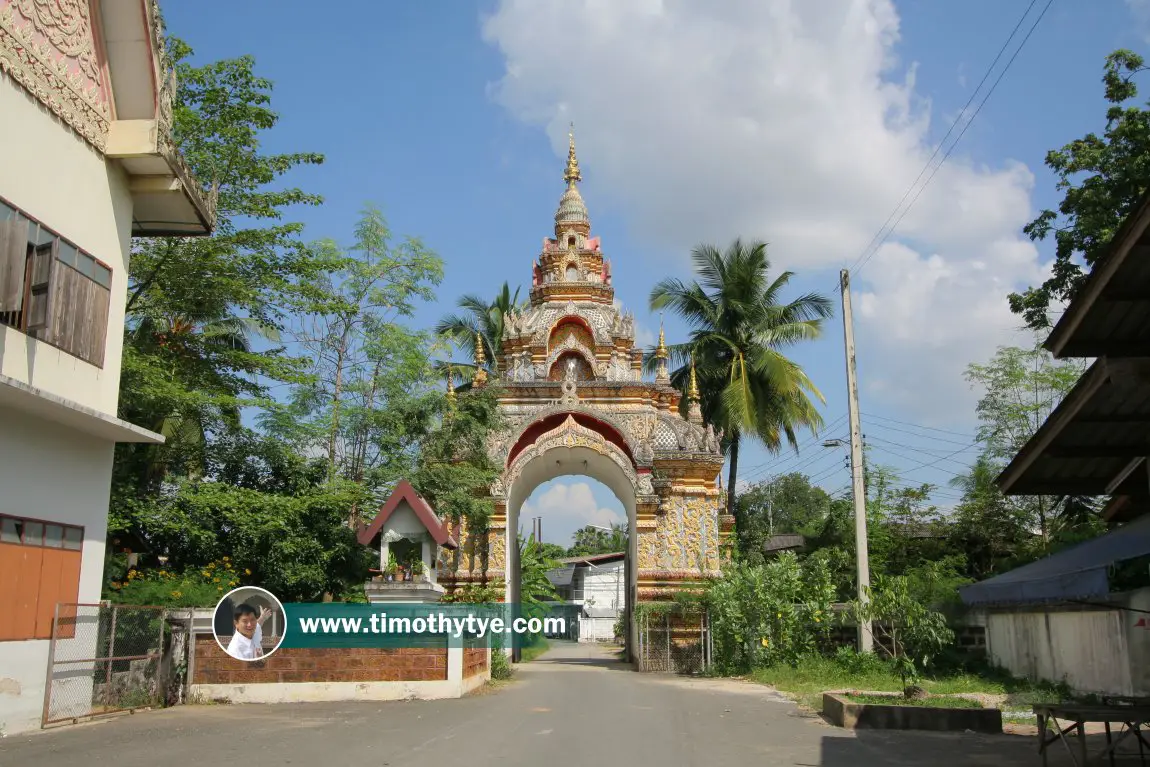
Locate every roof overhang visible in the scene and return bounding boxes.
[546,564,576,587]
[996,357,1150,497]
[99,0,215,237]
[959,513,1150,606]
[1045,191,1150,359]
[357,479,459,550]
[0,373,163,444]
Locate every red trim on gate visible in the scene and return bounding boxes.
[507,413,634,467]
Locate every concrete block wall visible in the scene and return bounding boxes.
[463,647,488,679]
[192,637,448,684]
[188,633,488,703]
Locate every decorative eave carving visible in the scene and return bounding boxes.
[0,3,110,151]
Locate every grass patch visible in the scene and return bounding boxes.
[748,654,1067,712]
[845,693,983,709]
[519,635,550,663]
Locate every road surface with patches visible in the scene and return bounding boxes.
[0,641,1093,766]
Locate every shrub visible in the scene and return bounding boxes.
[105,558,247,607]
[833,646,888,676]
[850,573,955,690]
[705,552,835,673]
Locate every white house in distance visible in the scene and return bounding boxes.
[0,0,213,733]
[548,552,626,642]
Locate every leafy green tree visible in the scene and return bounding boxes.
[117,39,329,493]
[1010,50,1150,329]
[947,455,1038,580]
[736,472,832,563]
[519,535,562,609]
[410,385,505,573]
[567,523,627,556]
[964,342,1087,544]
[537,542,568,561]
[435,282,525,377]
[110,435,374,602]
[850,574,955,690]
[649,239,832,524]
[267,205,443,494]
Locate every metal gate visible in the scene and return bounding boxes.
[42,603,166,726]
[635,608,712,674]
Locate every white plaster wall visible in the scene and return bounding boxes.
[578,617,618,642]
[0,77,134,416]
[579,563,625,612]
[385,502,424,536]
[986,608,1138,696]
[0,407,115,734]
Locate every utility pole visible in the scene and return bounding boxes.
[840,269,873,653]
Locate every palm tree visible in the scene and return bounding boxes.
[650,239,832,525]
[435,282,524,378]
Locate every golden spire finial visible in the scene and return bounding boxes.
[656,316,668,360]
[445,367,456,408]
[473,332,488,386]
[688,355,700,402]
[564,122,582,188]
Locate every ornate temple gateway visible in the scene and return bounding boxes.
[444,131,731,626]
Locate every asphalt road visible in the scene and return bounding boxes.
[0,642,1096,766]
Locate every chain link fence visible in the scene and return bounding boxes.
[43,603,166,725]
[635,607,711,674]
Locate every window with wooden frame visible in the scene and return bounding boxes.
[0,197,113,368]
[0,514,84,641]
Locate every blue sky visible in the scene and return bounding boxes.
[164,1,1146,546]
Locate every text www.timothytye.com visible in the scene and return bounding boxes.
[296,613,565,639]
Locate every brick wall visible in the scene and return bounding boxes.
[462,647,487,679]
[192,636,448,684]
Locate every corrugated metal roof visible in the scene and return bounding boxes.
[546,564,576,587]
[997,358,1150,497]
[1046,191,1150,359]
[959,514,1150,606]
[763,534,806,552]
[559,551,625,565]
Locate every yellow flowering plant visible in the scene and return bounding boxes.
[104,557,249,607]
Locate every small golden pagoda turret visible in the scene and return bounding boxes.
[655,318,670,384]
[473,332,488,386]
[687,355,703,424]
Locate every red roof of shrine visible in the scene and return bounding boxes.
[357,480,458,549]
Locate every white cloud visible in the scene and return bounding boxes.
[520,481,624,545]
[482,0,1048,420]
[1127,0,1150,41]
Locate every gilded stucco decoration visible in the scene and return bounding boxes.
[505,414,640,494]
[443,128,725,602]
[0,0,109,149]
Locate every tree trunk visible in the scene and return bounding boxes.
[327,324,351,483]
[727,432,740,533]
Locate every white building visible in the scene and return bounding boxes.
[0,0,212,734]
[549,552,626,642]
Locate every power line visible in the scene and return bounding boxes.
[738,414,848,476]
[746,442,847,485]
[860,412,977,439]
[863,422,980,448]
[848,0,1054,279]
[845,0,1040,278]
[867,439,978,470]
